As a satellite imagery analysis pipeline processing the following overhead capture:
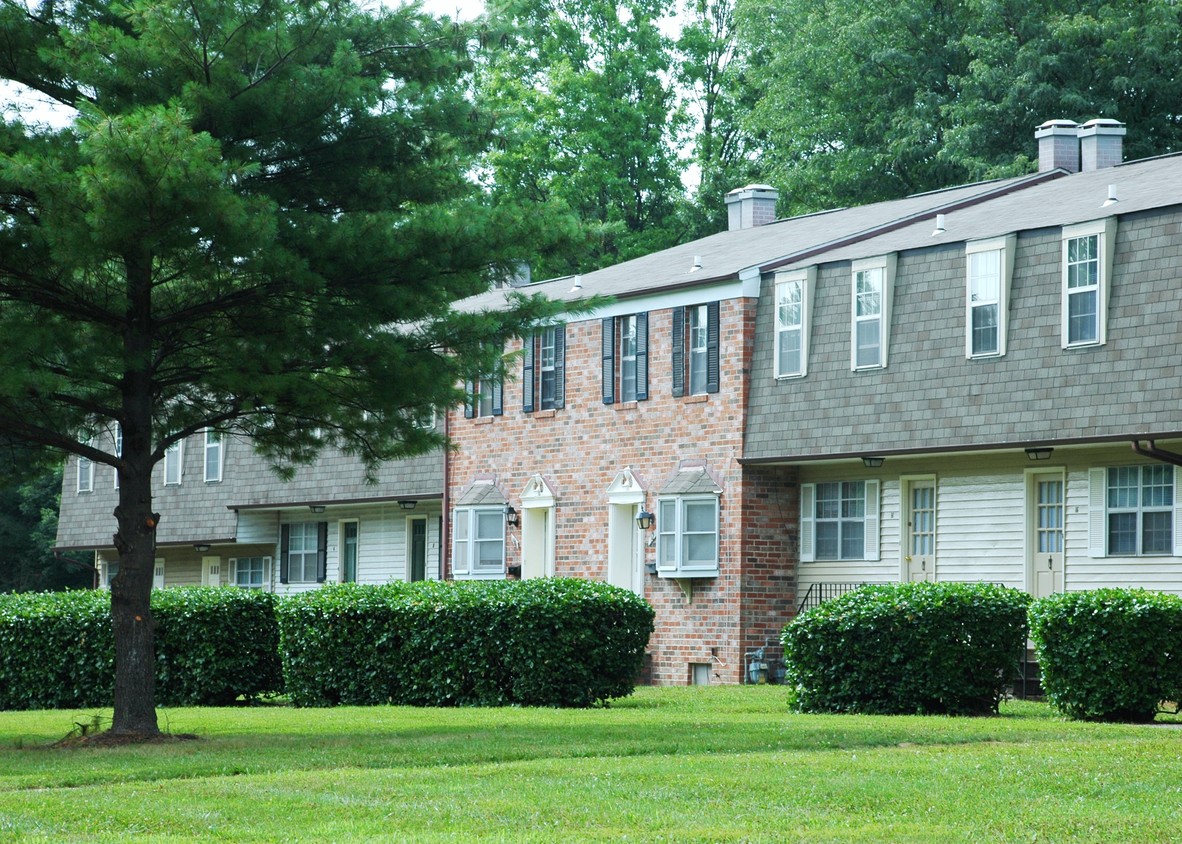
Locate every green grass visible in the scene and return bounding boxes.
[1,687,1181,841]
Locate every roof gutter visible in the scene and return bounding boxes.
[1131,440,1182,467]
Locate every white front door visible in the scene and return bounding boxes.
[1029,472,1065,598]
[607,503,643,596]
[520,506,551,579]
[904,480,936,581]
[201,555,221,587]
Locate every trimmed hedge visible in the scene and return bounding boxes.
[782,582,1031,715]
[277,578,655,707]
[1029,588,1182,722]
[0,587,282,710]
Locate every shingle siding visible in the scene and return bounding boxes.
[745,207,1182,460]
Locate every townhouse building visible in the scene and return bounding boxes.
[55,118,1182,685]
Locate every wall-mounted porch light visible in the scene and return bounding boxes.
[1025,447,1054,461]
[861,456,885,469]
[398,500,417,511]
[505,505,520,527]
[636,510,655,530]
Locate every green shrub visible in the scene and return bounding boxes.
[1029,588,1182,722]
[277,579,654,707]
[153,587,284,705]
[0,587,283,710]
[782,582,1031,715]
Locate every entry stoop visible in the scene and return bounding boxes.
[1009,649,1044,700]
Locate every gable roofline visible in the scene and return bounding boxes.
[753,169,1067,276]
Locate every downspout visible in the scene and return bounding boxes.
[441,407,450,580]
[1130,440,1182,467]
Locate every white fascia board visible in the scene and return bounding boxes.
[570,278,749,322]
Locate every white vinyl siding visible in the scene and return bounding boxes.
[774,267,816,378]
[965,234,1015,359]
[850,255,896,370]
[1061,218,1116,349]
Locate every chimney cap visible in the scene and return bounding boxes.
[725,184,778,198]
[1077,118,1127,138]
[1034,119,1079,138]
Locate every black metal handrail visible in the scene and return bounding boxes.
[795,582,868,614]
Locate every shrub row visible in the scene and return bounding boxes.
[782,582,1031,715]
[277,578,654,707]
[1030,588,1182,722]
[0,587,282,709]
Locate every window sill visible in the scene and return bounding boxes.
[474,416,495,425]
[614,401,640,412]
[681,394,708,404]
[533,409,557,419]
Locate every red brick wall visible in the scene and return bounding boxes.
[447,296,799,684]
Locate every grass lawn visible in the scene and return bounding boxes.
[1,687,1181,842]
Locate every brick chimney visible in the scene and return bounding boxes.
[725,184,779,231]
[1035,119,1080,173]
[1078,118,1126,172]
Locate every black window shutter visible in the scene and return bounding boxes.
[635,312,649,401]
[463,380,475,419]
[279,524,290,584]
[492,374,503,416]
[554,325,566,409]
[671,306,685,398]
[522,335,535,413]
[706,301,720,394]
[601,317,616,404]
[316,521,328,582]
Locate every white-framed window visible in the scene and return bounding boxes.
[655,495,720,578]
[775,268,816,378]
[464,368,502,419]
[1090,465,1178,557]
[281,522,325,583]
[602,313,648,404]
[230,556,271,590]
[800,480,880,562]
[688,305,709,395]
[671,304,719,397]
[104,560,119,588]
[524,326,566,412]
[113,424,122,489]
[203,429,223,483]
[340,520,359,583]
[1062,218,1116,348]
[965,235,1016,358]
[163,440,183,486]
[850,255,896,370]
[77,445,94,494]
[451,506,505,579]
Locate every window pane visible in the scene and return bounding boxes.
[855,270,881,316]
[684,500,715,532]
[1108,467,1140,509]
[1142,511,1172,555]
[1142,465,1173,507]
[971,304,998,355]
[841,482,865,519]
[815,483,839,519]
[779,327,802,375]
[1108,512,1137,555]
[840,527,865,560]
[1067,290,1097,344]
[684,533,717,565]
[855,320,880,367]
[969,251,1000,300]
[815,522,839,560]
[476,511,503,541]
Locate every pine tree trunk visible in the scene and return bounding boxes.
[109,464,160,737]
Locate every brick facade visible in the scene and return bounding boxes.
[447,296,798,684]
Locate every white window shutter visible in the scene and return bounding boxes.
[863,480,881,561]
[1088,468,1107,558]
[800,484,815,563]
[1174,471,1182,557]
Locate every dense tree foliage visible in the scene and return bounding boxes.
[0,464,90,593]
[478,0,687,278]
[0,0,569,736]
[736,0,1182,212]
